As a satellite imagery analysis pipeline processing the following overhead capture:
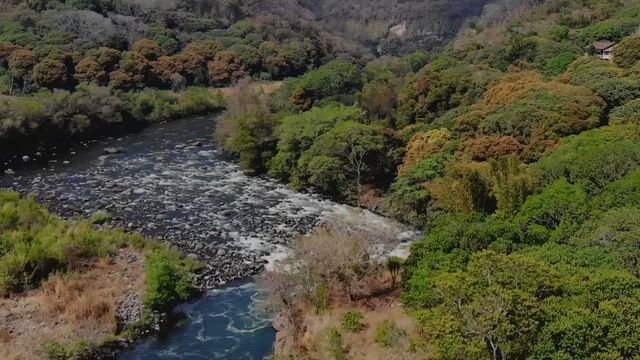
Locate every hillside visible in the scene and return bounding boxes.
[219,0,640,359]
[246,0,493,55]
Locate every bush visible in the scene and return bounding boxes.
[614,35,640,68]
[89,211,112,224]
[342,311,366,333]
[374,320,406,348]
[44,340,93,360]
[327,327,348,360]
[0,191,145,295]
[609,98,640,125]
[144,247,198,312]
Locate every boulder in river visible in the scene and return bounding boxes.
[104,147,124,155]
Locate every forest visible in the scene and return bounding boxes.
[215,0,640,359]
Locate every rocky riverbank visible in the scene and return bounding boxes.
[0,117,416,291]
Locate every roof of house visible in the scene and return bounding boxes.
[593,41,617,51]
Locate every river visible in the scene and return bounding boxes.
[0,116,417,359]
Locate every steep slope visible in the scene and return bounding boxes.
[245,0,495,55]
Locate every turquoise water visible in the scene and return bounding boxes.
[119,279,275,360]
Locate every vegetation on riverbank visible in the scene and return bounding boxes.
[242,0,640,359]
[0,190,200,359]
[0,86,224,160]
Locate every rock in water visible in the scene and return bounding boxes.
[103,147,123,155]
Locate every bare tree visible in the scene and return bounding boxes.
[48,10,117,46]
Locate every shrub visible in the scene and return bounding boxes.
[327,327,348,360]
[374,320,406,348]
[43,340,93,360]
[615,35,640,68]
[89,211,112,224]
[386,257,404,287]
[609,98,640,125]
[342,311,366,333]
[144,247,197,312]
[0,191,146,295]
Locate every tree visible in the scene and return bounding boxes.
[614,35,640,69]
[33,58,71,89]
[74,58,108,84]
[400,129,451,174]
[359,80,397,120]
[96,47,121,72]
[131,39,164,61]
[182,40,224,62]
[215,82,277,173]
[535,124,640,193]
[284,59,363,111]
[516,178,589,242]
[427,160,495,214]
[109,51,150,89]
[413,251,560,360]
[301,121,387,197]
[609,98,640,125]
[207,50,245,86]
[464,135,522,161]
[7,49,38,93]
[0,42,20,67]
[268,104,366,181]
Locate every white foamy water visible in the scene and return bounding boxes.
[1,116,419,287]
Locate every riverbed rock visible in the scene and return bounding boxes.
[103,147,124,155]
[0,117,418,291]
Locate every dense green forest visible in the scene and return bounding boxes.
[0,0,336,160]
[217,0,640,358]
[0,0,503,161]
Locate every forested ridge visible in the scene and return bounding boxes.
[0,0,500,163]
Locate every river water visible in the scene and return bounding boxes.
[0,116,417,359]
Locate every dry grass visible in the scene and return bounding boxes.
[0,248,145,360]
[294,286,426,360]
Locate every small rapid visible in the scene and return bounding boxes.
[0,115,418,359]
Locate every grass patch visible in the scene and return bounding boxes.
[374,320,407,348]
[342,311,366,333]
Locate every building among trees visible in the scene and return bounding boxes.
[593,40,618,61]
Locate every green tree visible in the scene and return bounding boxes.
[33,58,71,89]
[609,98,640,125]
[413,251,560,360]
[535,125,640,193]
[300,121,387,197]
[614,34,640,68]
[145,249,196,312]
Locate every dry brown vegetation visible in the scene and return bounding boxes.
[296,289,423,360]
[0,248,145,360]
[261,225,420,359]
